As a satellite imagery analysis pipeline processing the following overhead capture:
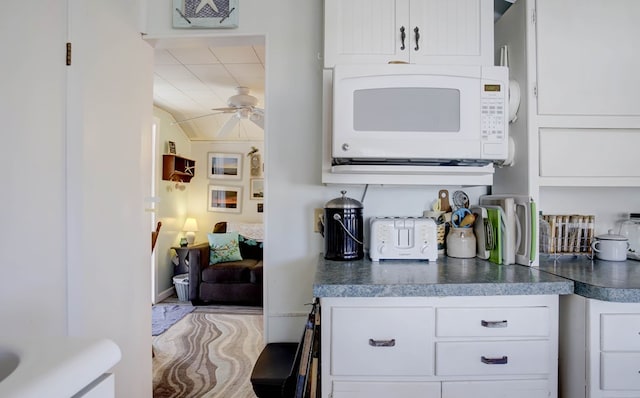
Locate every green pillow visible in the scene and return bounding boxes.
[207,232,243,265]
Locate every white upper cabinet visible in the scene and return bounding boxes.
[535,0,640,116]
[324,0,493,68]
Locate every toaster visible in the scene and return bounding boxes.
[369,217,438,261]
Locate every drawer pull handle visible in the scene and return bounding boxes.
[369,338,396,347]
[481,320,508,328]
[481,355,508,365]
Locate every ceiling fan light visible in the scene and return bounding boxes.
[228,86,259,108]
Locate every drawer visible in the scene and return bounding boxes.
[333,381,441,398]
[601,352,640,390]
[601,314,640,351]
[436,340,549,376]
[443,380,549,398]
[436,307,550,337]
[331,306,434,376]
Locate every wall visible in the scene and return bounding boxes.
[153,107,192,298]
[188,141,265,243]
[0,0,68,336]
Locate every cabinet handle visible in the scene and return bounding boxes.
[481,355,508,365]
[481,320,508,328]
[414,27,420,51]
[369,338,396,347]
[400,26,406,50]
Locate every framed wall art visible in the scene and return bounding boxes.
[208,152,242,180]
[172,0,239,29]
[250,178,264,200]
[207,185,242,213]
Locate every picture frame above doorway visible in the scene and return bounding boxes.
[208,152,242,180]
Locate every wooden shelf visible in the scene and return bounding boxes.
[162,154,195,183]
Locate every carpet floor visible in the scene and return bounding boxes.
[152,313,264,398]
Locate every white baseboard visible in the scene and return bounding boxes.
[155,287,175,304]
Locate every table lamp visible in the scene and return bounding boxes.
[182,217,199,245]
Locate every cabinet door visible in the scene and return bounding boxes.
[324,0,409,67]
[409,0,493,65]
[330,306,434,376]
[536,0,640,116]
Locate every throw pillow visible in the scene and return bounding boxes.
[238,234,264,260]
[208,232,243,265]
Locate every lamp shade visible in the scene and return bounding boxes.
[183,218,199,232]
[183,218,199,245]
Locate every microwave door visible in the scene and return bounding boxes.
[332,75,482,160]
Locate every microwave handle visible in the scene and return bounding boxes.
[400,26,406,50]
[414,27,420,51]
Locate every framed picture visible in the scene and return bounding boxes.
[172,0,239,29]
[208,152,242,180]
[250,178,264,200]
[168,141,176,154]
[207,185,242,213]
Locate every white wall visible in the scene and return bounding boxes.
[0,0,68,336]
[153,107,192,297]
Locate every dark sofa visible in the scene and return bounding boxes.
[187,222,263,306]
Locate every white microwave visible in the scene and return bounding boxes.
[331,64,509,165]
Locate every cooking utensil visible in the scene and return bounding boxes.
[438,189,451,212]
[452,190,470,209]
[591,229,630,261]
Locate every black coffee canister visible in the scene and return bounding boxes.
[323,190,364,261]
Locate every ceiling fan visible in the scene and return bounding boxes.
[174,86,264,137]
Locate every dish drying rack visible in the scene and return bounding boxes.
[539,214,595,260]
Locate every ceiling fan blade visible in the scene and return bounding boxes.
[211,107,238,113]
[172,111,225,124]
[249,111,264,129]
[217,115,240,138]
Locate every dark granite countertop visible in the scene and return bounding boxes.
[313,254,573,298]
[538,255,640,302]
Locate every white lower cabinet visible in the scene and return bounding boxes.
[559,295,640,398]
[320,296,559,398]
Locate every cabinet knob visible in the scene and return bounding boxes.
[400,26,406,50]
[414,27,420,51]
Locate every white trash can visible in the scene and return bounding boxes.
[173,273,189,301]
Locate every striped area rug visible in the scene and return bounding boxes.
[152,313,264,398]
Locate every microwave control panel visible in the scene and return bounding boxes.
[480,83,506,144]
